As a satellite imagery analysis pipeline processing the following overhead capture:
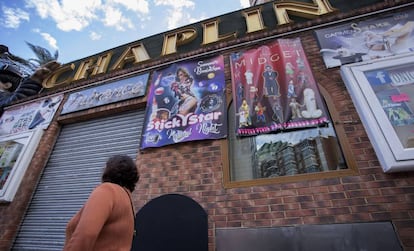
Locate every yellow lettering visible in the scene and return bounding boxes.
[162,28,197,55]
[243,8,266,33]
[111,44,150,70]
[73,58,96,81]
[42,64,75,89]
[74,53,112,80]
[273,0,337,25]
[92,52,112,76]
[202,19,237,45]
[41,0,337,87]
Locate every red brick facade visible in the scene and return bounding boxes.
[134,30,414,251]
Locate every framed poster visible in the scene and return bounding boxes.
[0,129,43,202]
[140,55,227,149]
[340,52,414,172]
[315,8,414,68]
[229,38,329,136]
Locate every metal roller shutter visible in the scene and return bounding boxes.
[12,109,145,251]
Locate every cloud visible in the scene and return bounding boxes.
[240,0,250,8]
[1,6,30,28]
[154,0,195,29]
[24,0,150,32]
[25,0,101,31]
[104,0,150,27]
[89,31,102,41]
[108,0,149,14]
[19,0,248,42]
[40,33,58,50]
[32,28,59,50]
[101,5,134,31]
[154,0,195,8]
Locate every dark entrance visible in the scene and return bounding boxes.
[131,193,208,251]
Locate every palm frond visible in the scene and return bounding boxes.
[25,41,59,66]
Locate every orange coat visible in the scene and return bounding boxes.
[63,182,135,251]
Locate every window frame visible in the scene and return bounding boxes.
[341,53,414,173]
[0,129,44,202]
[222,85,358,188]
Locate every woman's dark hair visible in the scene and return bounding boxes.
[102,155,139,192]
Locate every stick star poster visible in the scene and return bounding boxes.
[141,55,227,149]
[230,38,329,136]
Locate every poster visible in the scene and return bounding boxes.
[0,140,23,190]
[230,38,329,136]
[340,53,414,172]
[315,8,414,68]
[140,55,227,149]
[0,94,63,135]
[364,63,414,147]
[0,129,43,202]
[62,73,149,114]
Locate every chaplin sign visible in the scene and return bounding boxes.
[41,0,346,90]
[40,0,389,90]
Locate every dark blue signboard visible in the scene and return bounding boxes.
[61,73,149,114]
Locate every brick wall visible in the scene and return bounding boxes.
[135,135,414,251]
[134,20,414,251]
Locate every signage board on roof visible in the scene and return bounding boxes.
[41,0,389,90]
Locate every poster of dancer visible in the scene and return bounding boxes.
[141,55,227,149]
[230,38,329,136]
[315,8,414,68]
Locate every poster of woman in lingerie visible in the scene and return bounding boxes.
[141,55,227,149]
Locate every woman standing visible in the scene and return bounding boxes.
[63,155,139,251]
[171,67,198,116]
